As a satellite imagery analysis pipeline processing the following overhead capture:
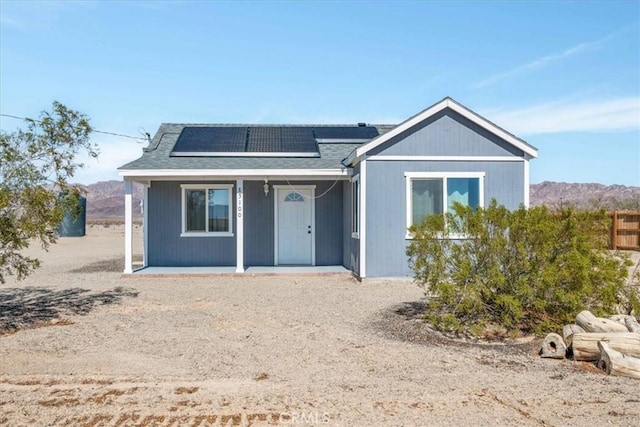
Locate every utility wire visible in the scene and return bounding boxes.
[0,113,147,141]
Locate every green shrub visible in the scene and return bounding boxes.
[406,201,638,337]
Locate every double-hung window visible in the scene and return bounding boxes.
[181,184,234,237]
[405,172,484,237]
[351,175,359,238]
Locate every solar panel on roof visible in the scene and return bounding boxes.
[246,127,318,153]
[313,126,379,140]
[171,126,320,157]
[172,127,247,153]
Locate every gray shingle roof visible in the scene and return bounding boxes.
[119,123,396,171]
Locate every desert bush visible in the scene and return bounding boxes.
[406,201,638,337]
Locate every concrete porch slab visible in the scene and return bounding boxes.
[125,265,351,278]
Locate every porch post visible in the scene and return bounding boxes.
[124,178,133,274]
[236,179,244,272]
[142,184,149,268]
[359,159,367,278]
[524,157,530,208]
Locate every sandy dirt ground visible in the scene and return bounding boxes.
[1,226,639,426]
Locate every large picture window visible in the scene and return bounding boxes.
[181,184,233,236]
[405,172,484,236]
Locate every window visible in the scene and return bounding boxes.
[351,175,359,238]
[284,192,305,202]
[405,172,484,237]
[181,184,233,236]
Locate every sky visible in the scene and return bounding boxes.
[0,0,638,186]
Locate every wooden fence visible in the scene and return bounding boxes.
[610,211,640,251]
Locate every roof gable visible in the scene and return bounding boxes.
[344,97,538,166]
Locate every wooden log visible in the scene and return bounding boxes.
[562,324,585,348]
[571,332,640,361]
[540,333,566,359]
[626,317,640,334]
[597,341,640,380]
[609,315,640,333]
[576,310,629,333]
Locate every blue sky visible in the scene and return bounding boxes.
[1,0,638,186]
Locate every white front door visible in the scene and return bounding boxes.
[276,187,314,265]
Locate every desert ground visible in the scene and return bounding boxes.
[1,226,638,427]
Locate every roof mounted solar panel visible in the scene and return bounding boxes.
[313,126,379,141]
[247,127,318,154]
[171,126,320,157]
[171,127,247,155]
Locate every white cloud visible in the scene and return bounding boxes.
[489,97,640,135]
[475,27,625,88]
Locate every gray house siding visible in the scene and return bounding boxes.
[147,180,344,267]
[312,180,344,266]
[364,160,525,278]
[368,109,525,158]
[244,181,274,266]
[147,181,236,266]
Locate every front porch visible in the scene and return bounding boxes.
[124,265,351,277]
[122,174,353,275]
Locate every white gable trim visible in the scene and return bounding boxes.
[344,98,538,166]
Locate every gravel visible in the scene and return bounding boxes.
[0,226,638,426]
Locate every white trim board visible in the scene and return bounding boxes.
[124,179,133,274]
[369,155,525,162]
[524,160,530,208]
[142,185,149,268]
[119,168,351,178]
[359,160,367,278]
[344,97,538,166]
[236,180,244,273]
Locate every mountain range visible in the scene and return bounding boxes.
[80,180,640,221]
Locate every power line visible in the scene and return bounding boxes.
[0,113,147,141]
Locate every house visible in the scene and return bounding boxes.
[118,97,538,278]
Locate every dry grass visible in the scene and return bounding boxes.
[174,386,199,394]
[253,373,269,381]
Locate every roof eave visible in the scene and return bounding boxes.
[118,168,352,179]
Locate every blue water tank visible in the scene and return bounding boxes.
[58,195,86,237]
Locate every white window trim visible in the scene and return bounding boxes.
[404,171,485,239]
[180,183,234,237]
[351,174,360,239]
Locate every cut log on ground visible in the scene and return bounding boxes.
[626,317,640,334]
[571,332,640,361]
[562,324,585,348]
[597,341,640,380]
[540,333,567,359]
[576,310,629,333]
[609,315,640,333]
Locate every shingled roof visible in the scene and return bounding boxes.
[119,123,395,171]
